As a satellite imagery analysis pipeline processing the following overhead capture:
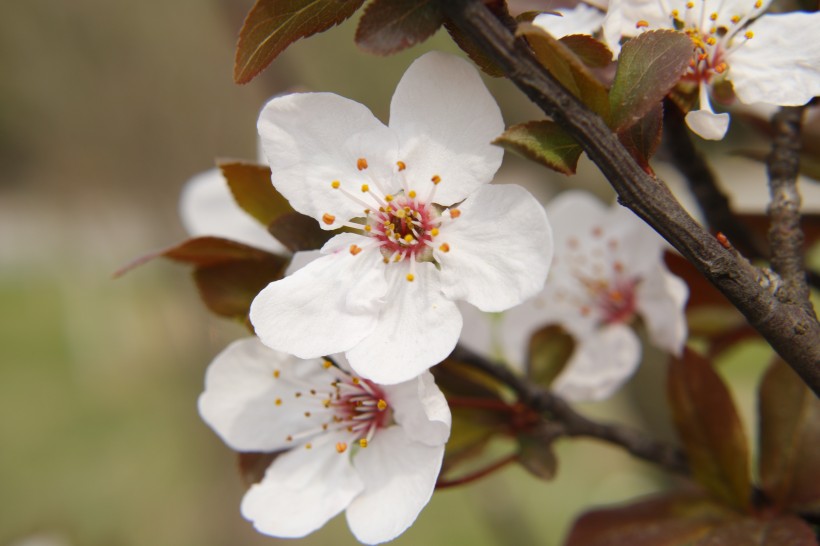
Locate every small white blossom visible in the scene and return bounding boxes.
[199,338,451,544]
[603,0,820,139]
[533,2,607,38]
[250,51,553,385]
[461,191,688,401]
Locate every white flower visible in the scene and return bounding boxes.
[250,51,553,385]
[603,0,820,139]
[533,2,608,39]
[461,191,688,401]
[199,338,451,544]
[179,168,287,254]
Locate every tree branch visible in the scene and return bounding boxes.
[441,0,820,395]
[451,346,690,476]
[767,106,815,318]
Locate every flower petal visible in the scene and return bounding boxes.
[636,265,689,355]
[685,108,730,140]
[383,372,451,447]
[552,324,642,401]
[534,4,606,38]
[389,52,504,205]
[257,93,399,229]
[241,436,364,538]
[250,236,387,359]
[179,168,286,253]
[346,262,462,384]
[437,184,553,312]
[729,12,820,107]
[346,427,444,544]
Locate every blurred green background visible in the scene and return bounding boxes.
[0,1,809,545]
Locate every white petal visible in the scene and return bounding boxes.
[389,52,504,206]
[552,324,642,401]
[437,184,553,312]
[346,262,462,384]
[533,5,606,38]
[602,0,669,55]
[383,372,451,447]
[241,436,364,538]
[545,190,609,247]
[257,92,399,229]
[636,265,688,356]
[346,427,444,544]
[685,108,730,140]
[250,238,387,359]
[179,168,286,254]
[729,12,820,107]
[284,249,322,276]
[198,338,335,452]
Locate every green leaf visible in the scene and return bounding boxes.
[695,516,818,546]
[218,161,293,227]
[559,34,613,69]
[565,489,736,546]
[193,258,286,320]
[618,102,664,171]
[609,30,694,131]
[494,120,583,175]
[268,212,334,252]
[527,325,574,388]
[759,358,820,513]
[234,0,366,84]
[517,428,559,481]
[355,0,444,55]
[519,23,610,121]
[667,349,752,509]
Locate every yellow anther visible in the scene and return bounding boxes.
[408,190,417,198]
[322,213,336,225]
[439,243,450,253]
[671,9,679,17]
[431,228,439,236]
[322,424,329,430]
[449,209,461,219]
[715,62,728,73]
[352,377,360,385]
[361,184,369,192]
[305,443,312,449]
[286,435,293,442]
[323,399,331,408]
[377,399,388,411]
[636,20,649,28]
[295,392,302,398]
[396,161,406,171]
[403,234,414,243]
[431,174,441,184]
[744,30,754,39]
[357,158,368,170]
[273,370,280,378]
[331,180,340,189]
[304,411,311,417]
[322,359,332,369]
[686,1,694,8]
[364,225,372,232]
[395,209,406,219]
[350,244,362,256]
[406,273,415,282]
[393,254,402,262]
[754,0,762,7]
[385,194,394,202]
[709,12,718,20]
[707,36,716,45]
[359,439,368,448]
[275,398,282,406]
[336,442,348,453]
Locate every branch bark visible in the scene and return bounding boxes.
[442,0,820,395]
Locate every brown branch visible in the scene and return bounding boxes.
[451,346,690,476]
[662,101,768,259]
[442,0,820,395]
[767,106,815,318]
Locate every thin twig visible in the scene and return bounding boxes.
[767,106,815,318]
[451,346,690,476]
[441,0,820,395]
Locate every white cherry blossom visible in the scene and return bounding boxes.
[199,338,451,544]
[603,0,820,139]
[179,168,287,254]
[533,2,608,39]
[461,191,688,401]
[251,51,553,385]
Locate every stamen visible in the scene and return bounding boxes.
[359,439,368,448]
[357,158,368,170]
[406,274,415,282]
[439,243,450,253]
[449,209,461,219]
[350,244,362,256]
[322,213,335,225]
[336,442,347,453]
[431,175,441,184]
[331,180,340,189]
[636,20,649,28]
[377,399,387,411]
[396,161,406,171]
[361,184,369,192]
[273,370,280,378]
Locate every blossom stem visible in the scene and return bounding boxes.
[441,0,820,395]
[766,106,816,318]
[450,345,690,475]
[436,452,519,489]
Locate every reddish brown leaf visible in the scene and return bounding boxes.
[559,34,613,69]
[193,258,286,320]
[218,161,292,227]
[565,489,735,546]
[238,451,282,487]
[494,120,583,175]
[618,101,664,170]
[267,212,334,252]
[609,30,694,131]
[355,0,444,55]
[759,359,820,513]
[517,428,559,481]
[443,20,505,77]
[234,0,366,84]
[695,515,818,546]
[668,349,752,510]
